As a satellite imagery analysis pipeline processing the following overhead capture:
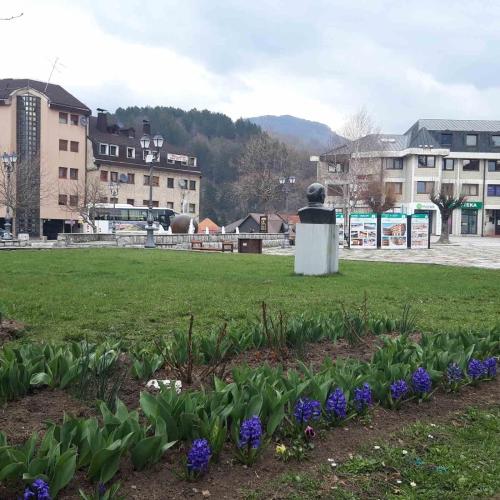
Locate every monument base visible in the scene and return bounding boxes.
[294,223,339,276]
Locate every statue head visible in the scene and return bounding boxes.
[306,183,326,206]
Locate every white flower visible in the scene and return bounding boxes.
[430,423,436,427]
[428,434,434,439]
[410,482,417,487]
[402,450,408,455]
[374,445,381,450]
[327,458,337,467]
[396,480,402,484]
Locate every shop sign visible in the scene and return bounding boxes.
[462,201,483,209]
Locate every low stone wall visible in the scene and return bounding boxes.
[56,232,286,249]
[0,239,30,249]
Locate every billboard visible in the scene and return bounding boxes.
[410,214,429,248]
[381,213,407,249]
[349,213,377,248]
[336,212,345,247]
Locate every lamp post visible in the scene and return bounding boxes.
[140,132,164,248]
[108,181,119,235]
[1,152,17,240]
[279,176,296,246]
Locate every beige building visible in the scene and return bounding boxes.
[88,111,201,217]
[0,78,90,238]
[317,119,500,236]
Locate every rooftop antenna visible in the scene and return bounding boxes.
[45,57,65,92]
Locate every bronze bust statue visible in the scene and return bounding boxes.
[298,183,336,224]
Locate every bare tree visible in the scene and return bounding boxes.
[430,190,466,244]
[0,155,43,235]
[326,107,382,220]
[0,12,23,21]
[234,134,290,213]
[61,173,107,233]
[362,179,397,214]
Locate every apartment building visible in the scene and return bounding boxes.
[88,111,201,216]
[317,119,500,236]
[0,78,91,238]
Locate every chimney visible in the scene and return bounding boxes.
[96,109,108,132]
[142,119,151,136]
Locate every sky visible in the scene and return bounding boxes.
[2,0,500,133]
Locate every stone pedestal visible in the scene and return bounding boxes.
[294,223,339,275]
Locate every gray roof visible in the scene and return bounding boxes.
[408,127,441,148]
[323,134,409,157]
[408,119,500,133]
[0,78,90,114]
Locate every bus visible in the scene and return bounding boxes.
[83,204,178,233]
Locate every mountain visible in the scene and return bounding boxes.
[246,114,345,153]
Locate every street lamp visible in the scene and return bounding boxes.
[279,176,296,246]
[2,152,17,240]
[140,132,164,248]
[108,181,119,235]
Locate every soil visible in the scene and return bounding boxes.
[0,389,93,445]
[0,319,25,345]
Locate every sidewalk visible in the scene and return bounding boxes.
[264,236,500,270]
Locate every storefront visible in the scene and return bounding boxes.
[403,202,439,235]
[485,208,500,236]
[460,202,482,235]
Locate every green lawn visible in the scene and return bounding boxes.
[0,249,499,343]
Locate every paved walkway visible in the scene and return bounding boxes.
[264,236,500,270]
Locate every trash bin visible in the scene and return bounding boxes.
[238,238,263,254]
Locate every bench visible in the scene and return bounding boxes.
[191,240,234,253]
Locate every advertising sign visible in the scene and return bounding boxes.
[336,212,345,247]
[167,153,189,164]
[259,215,268,233]
[349,213,377,248]
[381,213,407,249]
[410,214,429,248]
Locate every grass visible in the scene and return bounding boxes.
[247,406,500,499]
[0,249,499,343]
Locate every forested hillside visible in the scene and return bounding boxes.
[113,106,315,224]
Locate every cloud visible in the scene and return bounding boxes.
[2,0,500,134]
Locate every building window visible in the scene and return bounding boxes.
[110,172,118,182]
[383,158,403,170]
[144,175,159,186]
[487,184,500,196]
[167,156,175,164]
[58,194,67,205]
[189,203,196,213]
[461,209,477,234]
[127,147,135,159]
[99,143,109,155]
[99,196,108,203]
[144,200,159,207]
[69,195,78,207]
[180,179,188,189]
[126,198,135,206]
[189,157,196,166]
[126,173,135,184]
[491,135,500,147]
[59,139,68,151]
[441,183,454,196]
[463,159,479,171]
[417,181,434,194]
[59,112,68,124]
[417,156,435,168]
[109,144,118,157]
[70,141,79,153]
[328,162,347,173]
[69,168,78,180]
[461,183,479,196]
[443,158,455,171]
[70,114,79,126]
[100,170,108,182]
[110,196,118,204]
[143,149,151,160]
[465,134,478,147]
[167,177,174,188]
[327,184,344,197]
[189,180,196,190]
[487,160,500,172]
[386,182,402,195]
[167,202,174,209]
[58,167,68,179]
[440,133,452,146]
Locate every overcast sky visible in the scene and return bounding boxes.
[2,0,500,133]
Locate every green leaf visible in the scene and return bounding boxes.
[131,436,163,470]
[49,448,77,496]
[30,372,52,386]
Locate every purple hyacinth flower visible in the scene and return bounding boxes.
[353,383,373,412]
[446,363,463,384]
[239,416,262,449]
[412,367,432,395]
[326,388,347,420]
[484,357,497,377]
[390,379,409,401]
[187,438,212,474]
[468,358,487,380]
[293,397,321,424]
